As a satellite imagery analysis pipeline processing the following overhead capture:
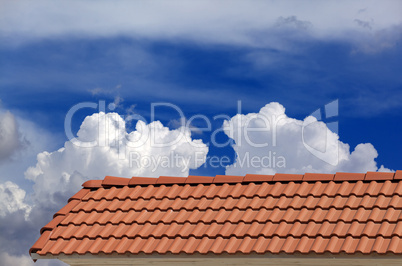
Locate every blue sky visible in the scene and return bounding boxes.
[0,1,401,265]
[1,33,402,172]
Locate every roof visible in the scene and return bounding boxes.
[30,171,402,258]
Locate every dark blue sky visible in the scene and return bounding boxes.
[1,36,401,173]
[2,3,402,265]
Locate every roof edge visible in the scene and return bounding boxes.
[31,252,402,261]
[82,171,401,189]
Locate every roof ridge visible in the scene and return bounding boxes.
[82,171,402,189]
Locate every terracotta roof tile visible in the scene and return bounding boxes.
[128,176,157,185]
[82,180,102,188]
[186,175,214,184]
[213,175,244,183]
[157,176,187,184]
[30,230,52,255]
[34,235,402,255]
[103,176,130,187]
[243,174,274,182]
[31,171,402,259]
[365,171,394,181]
[394,170,402,180]
[334,172,365,181]
[68,188,90,202]
[273,173,303,182]
[303,173,334,181]
[40,215,65,234]
[54,199,80,218]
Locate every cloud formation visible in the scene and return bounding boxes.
[1,0,401,52]
[224,102,390,175]
[0,252,35,266]
[0,111,207,265]
[25,112,208,207]
[0,111,24,161]
[0,181,31,218]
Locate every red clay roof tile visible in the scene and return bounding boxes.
[334,172,365,181]
[365,171,394,181]
[186,175,214,183]
[29,230,52,255]
[103,176,130,187]
[157,176,187,184]
[82,180,102,188]
[68,188,90,202]
[243,174,274,182]
[53,199,80,218]
[303,173,334,181]
[394,170,402,180]
[273,173,303,182]
[40,215,65,234]
[31,171,402,259]
[213,175,244,183]
[129,176,157,185]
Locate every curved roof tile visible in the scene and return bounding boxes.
[30,171,402,258]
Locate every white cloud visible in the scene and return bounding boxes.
[224,102,390,175]
[0,252,34,266]
[25,112,208,207]
[0,106,60,193]
[0,111,208,264]
[1,0,401,52]
[0,181,31,219]
[0,252,66,266]
[0,111,24,161]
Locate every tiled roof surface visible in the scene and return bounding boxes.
[30,171,402,257]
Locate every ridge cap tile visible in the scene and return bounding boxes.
[82,180,102,188]
[213,175,244,183]
[128,177,157,185]
[82,172,401,189]
[186,176,214,184]
[365,172,394,181]
[394,171,402,180]
[273,173,303,182]
[334,172,365,181]
[102,176,130,187]
[244,174,274,183]
[157,176,187,184]
[303,173,334,182]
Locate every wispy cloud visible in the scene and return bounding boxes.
[1,0,401,52]
[354,19,373,30]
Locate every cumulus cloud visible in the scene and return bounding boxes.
[25,112,208,207]
[0,195,67,266]
[224,102,390,175]
[0,111,207,264]
[0,111,24,161]
[0,181,31,218]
